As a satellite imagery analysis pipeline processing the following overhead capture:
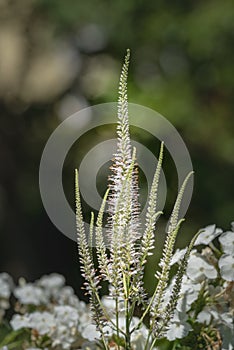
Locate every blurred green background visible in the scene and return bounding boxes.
[0,0,233,297]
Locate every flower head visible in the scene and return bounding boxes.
[14,284,48,305]
[10,314,30,330]
[218,254,234,281]
[219,231,234,255]
[194,224,222,246]
[186,254,217,281]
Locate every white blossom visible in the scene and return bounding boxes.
[170,248,187,265]
[55,286,80,308]
[54,305,79,327]
[51,324,76,349]
[10,314,30,330]
[166,310,191,341]
[186,254,217,281]
[14,284,48,305]
[194,224,222,246]
[219,231,234,255]
[29,311,56,335]
[218,254,234,281]
[197,307,219,324]
[81,324,100,341]
[37,273,65,296]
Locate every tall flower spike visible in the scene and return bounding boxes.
[116,48,131,166]
[150,219,184,325]
[150,172,194,327]
[154,229,202,338]
[108,49,140,249]
[96,188,110,279]
[142,142,164,259]
[130,142,164,304]
[108,148,137,297]
[167,171,194,234]
[75,51,200,350]
[75,170,106,332]
[108,49,132,218]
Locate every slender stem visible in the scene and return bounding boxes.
[101,333,109,350]
[125,299,131,349]
[143,329,151,350]
[131,286,158,333]
[94,289,125,336]
[124,273,131,350]
[116,297,120,350]
[149,338,157,350]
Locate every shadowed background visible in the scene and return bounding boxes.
[0,0,233,297]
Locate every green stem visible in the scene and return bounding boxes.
[116,296,120,350]
[124,275,131,350]
[125,297,131,349]
[143,330,150,350]
[149,337,157,350]
[131,286,158,334]
[93,288,125,337]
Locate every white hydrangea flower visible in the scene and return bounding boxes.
[166,310,191,341]
[197,307,219,324]
[187,254,217,282]
[218,254,234,281]
[14,284,48,305]
[10,314,30,330]
[50,305,80,348]
[194,224,222,246]
[37,273,65,296]
[219,231,234,255]
[55,286,80,308]
[81,324,100,341]
[166,322,191,341]
[29,311,56,335]
[51,324,76,349]
[54,305,79,327]
[170,248,187,265]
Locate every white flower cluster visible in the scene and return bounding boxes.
[8,273,93,349]
[166,223,234,350]
[1,273,146,350]
[0,273,150,350]
[1,222,233,350]
[11,306,82,349]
